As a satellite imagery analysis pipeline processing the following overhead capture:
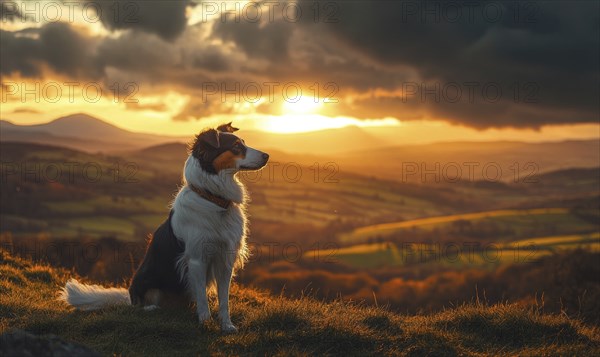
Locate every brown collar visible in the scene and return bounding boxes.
[188,184,231,209]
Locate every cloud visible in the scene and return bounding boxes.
[172,97,236,121]
[212,17,293,61]
[0,22,102,79]
[301,0,600,127]
[125,101,168,112]
[1,1,28,21]
[11,107,41,114]
[86,0,192,41]
[97,30,182,71]
[1,1,598,128]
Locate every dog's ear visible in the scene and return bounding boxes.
[196,129,220,148]
[217,122,239,133]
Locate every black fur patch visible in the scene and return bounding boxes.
[129,211,187,306]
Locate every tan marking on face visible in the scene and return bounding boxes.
[213,150,245,172]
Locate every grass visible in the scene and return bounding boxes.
[1,250,599,356]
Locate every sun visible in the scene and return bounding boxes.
[283,96,323,114]
[260,114,362,133]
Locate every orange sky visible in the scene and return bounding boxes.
[1,94,599,144]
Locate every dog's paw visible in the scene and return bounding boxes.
[197,310,211,323]
[221,323,238,334]
[143,305,159,311]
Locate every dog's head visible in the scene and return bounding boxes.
[189,123,269,174]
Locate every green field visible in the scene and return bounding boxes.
[506,232,600,250]
[339,208,598,243]
[309,232,600,269]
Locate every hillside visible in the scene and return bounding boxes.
[132,139,600,182]
[0,114,184,152]
[1,250,599,356]
[336,140,600,181]
[3,114,599,168]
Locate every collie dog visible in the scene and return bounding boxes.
[60,123,269,333]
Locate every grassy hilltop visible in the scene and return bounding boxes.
[1,250,599,356]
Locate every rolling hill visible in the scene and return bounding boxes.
[3,114,599,172]
[339,208,599,244]
[1,141,597,244]
[335,140,600,181]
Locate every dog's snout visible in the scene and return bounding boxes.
[262,153,269,161]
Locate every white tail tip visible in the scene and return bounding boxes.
[59,278,130,311]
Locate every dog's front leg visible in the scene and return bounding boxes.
[216,263,236,333]
[188,258,210,323]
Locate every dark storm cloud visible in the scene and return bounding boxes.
[1,29,41,77]
[300,0,600,127]
[96,29,232,73]
[87,0,191,41]
[212,18,292,61]
[1,1,28,21]
[209,9,417,95]
[97,30,181,71]
[0,22,101,78]
[91,23,237,98]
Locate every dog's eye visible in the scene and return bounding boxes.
[231,142,242,154]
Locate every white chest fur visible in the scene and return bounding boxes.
[171,186,248,265]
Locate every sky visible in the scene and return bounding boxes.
[1,0,599,139]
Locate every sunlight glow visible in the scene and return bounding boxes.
[282,97,324,114]
[259,115,399,134]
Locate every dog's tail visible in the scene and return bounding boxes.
[59,279,130,311]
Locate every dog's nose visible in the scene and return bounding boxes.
[262,153,269,161]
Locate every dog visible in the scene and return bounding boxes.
[60,123,269,333]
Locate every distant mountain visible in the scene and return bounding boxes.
[0,114,185,152]
[20,113,132,138]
